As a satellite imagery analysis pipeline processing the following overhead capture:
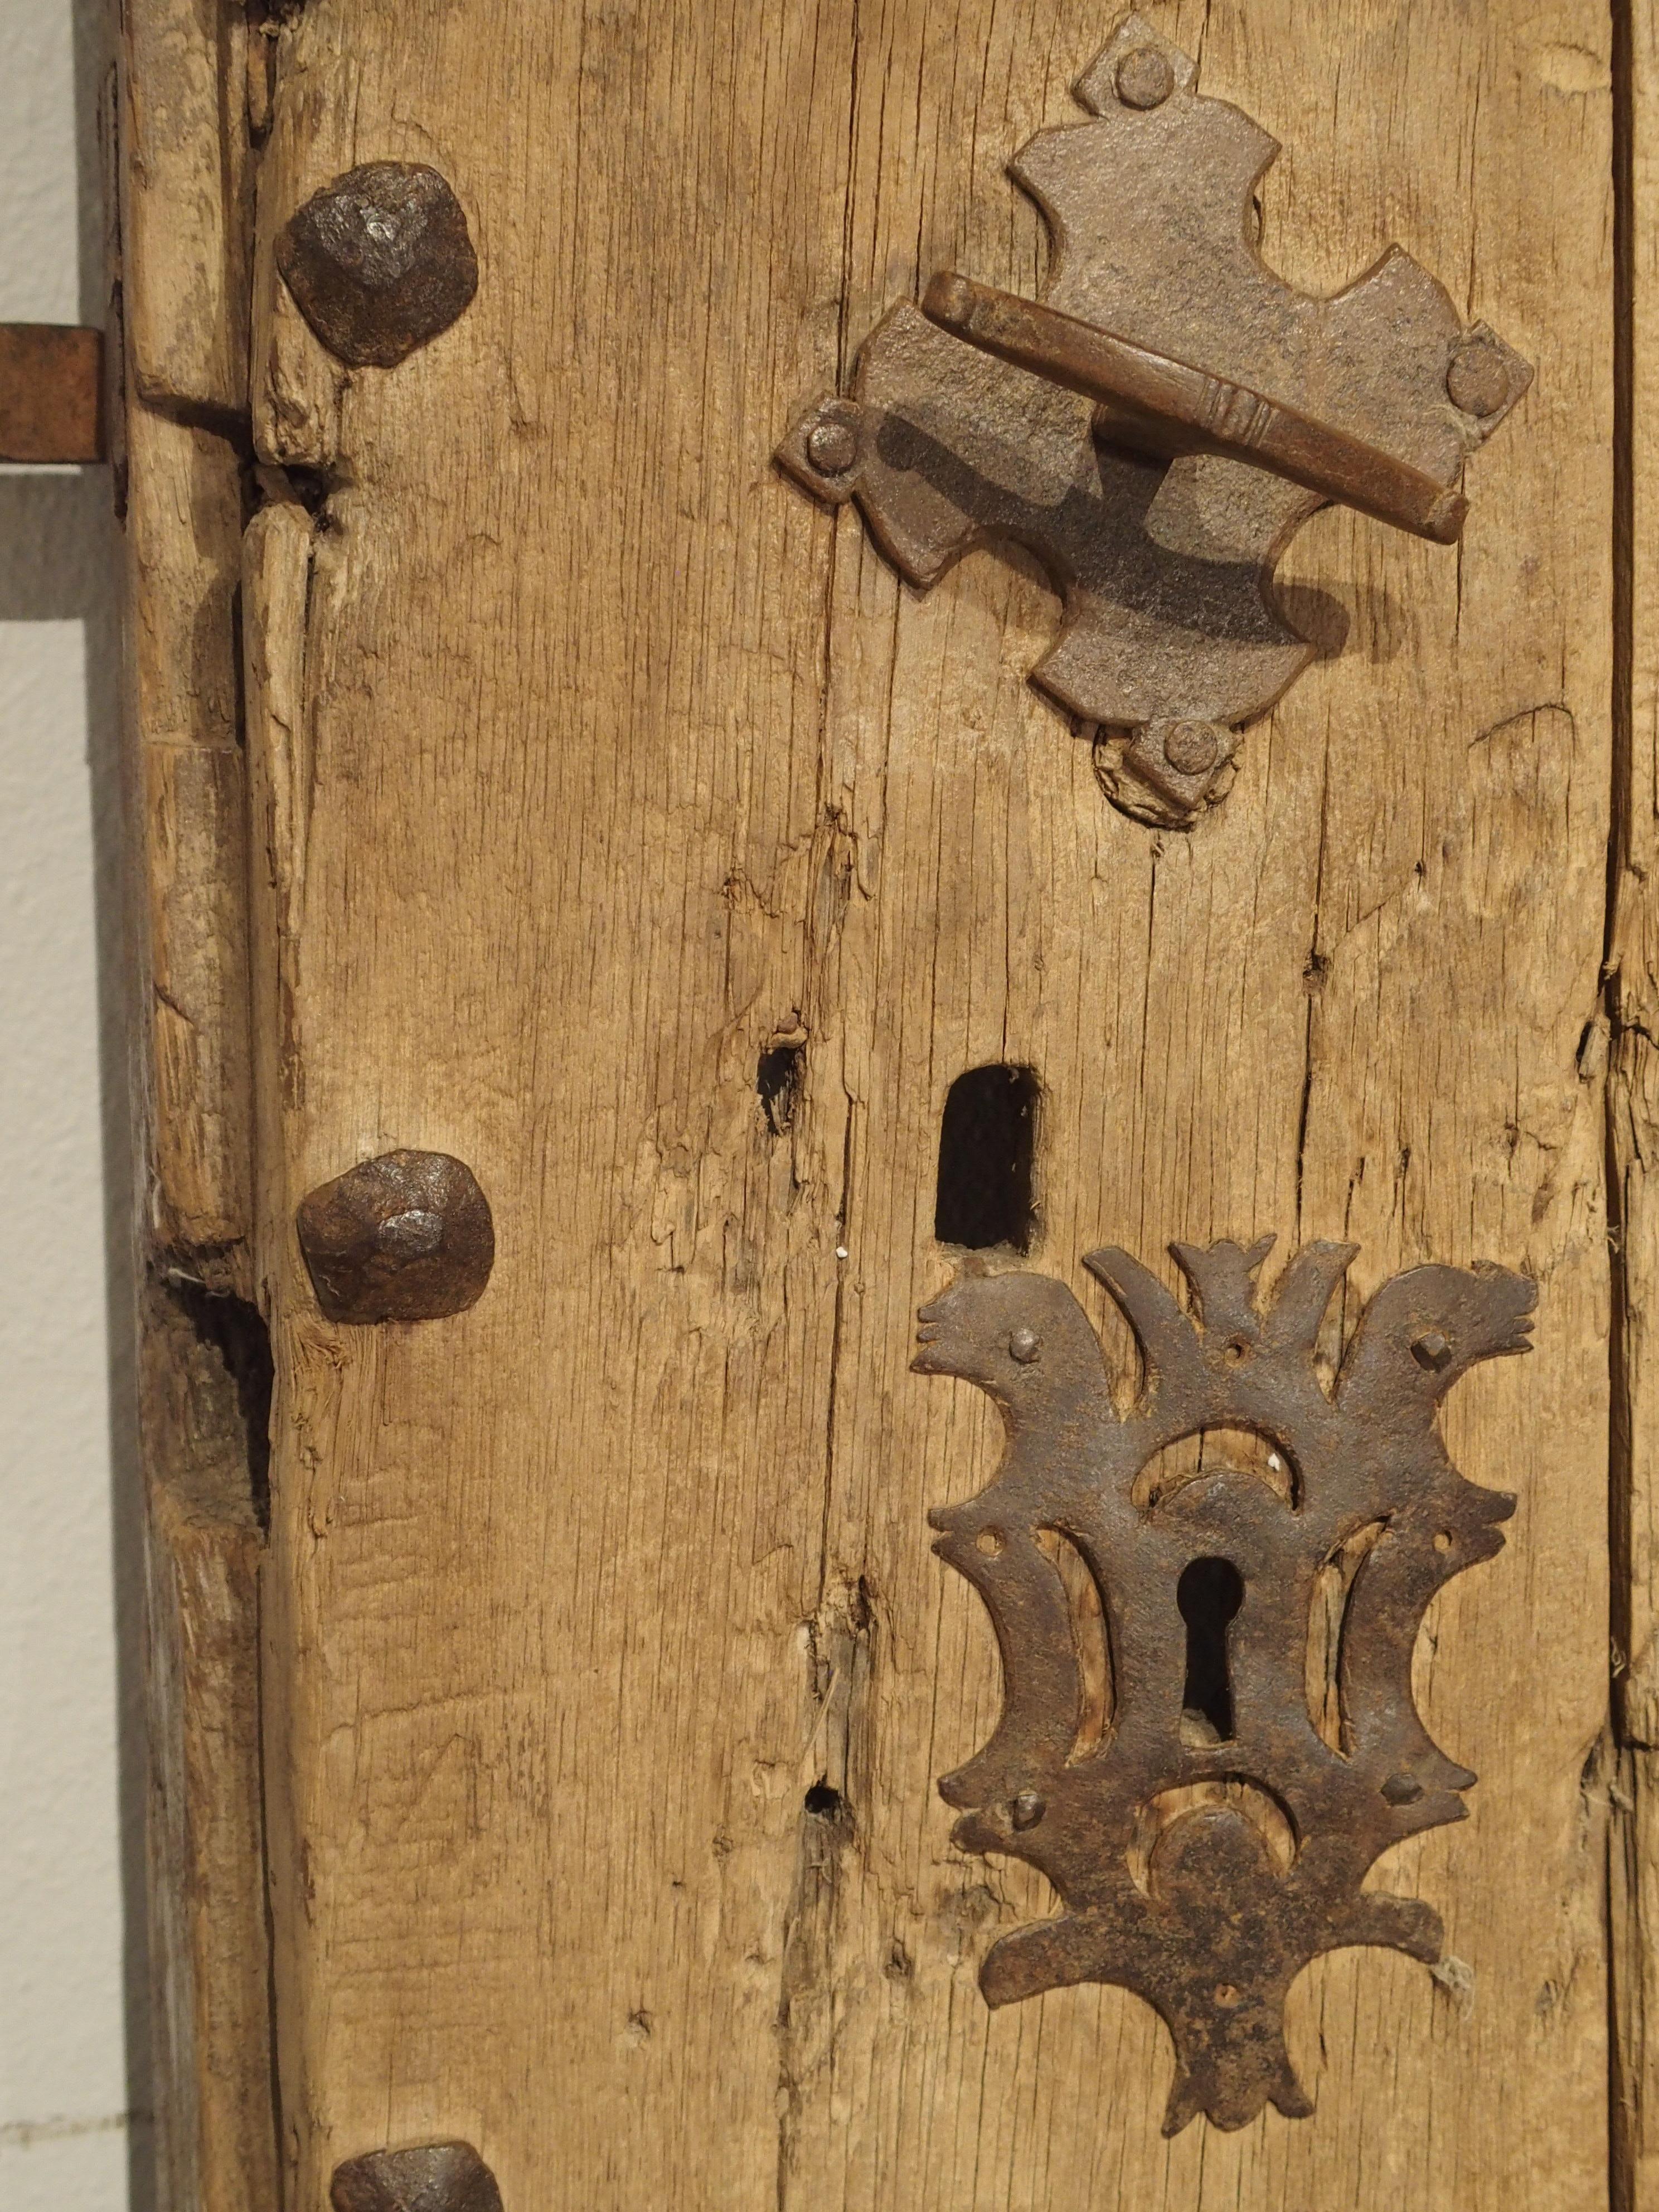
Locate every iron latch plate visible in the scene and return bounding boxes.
[777,10,1531,827]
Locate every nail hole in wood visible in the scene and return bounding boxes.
[758,1040,804,1134]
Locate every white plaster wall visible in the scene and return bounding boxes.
[0,3,142,2208]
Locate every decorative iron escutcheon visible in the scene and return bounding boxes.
[913,1235,1535,2133]
[776,9,1531,828]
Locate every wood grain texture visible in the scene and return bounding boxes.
[1614,3,1659,2203]
[125,400,252,1278]
[119,5,273,2206]
[121,0,251,412]
[238,3,1612,2207]
[139,1286,277,2212]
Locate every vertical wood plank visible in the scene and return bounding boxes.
[804,4,1612,2205]
[241,3,1614,2207]
[247,7,858,2203]
[122,0,251,412]
[1614,2,1658,2203]
[119,7,274,2206]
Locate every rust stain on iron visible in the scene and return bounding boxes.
[276,161,478,368]
[331,2141,503,2212]
[775,8,1530,827]
[0,326,103,462]
[913,1234,1535,2132]
[297,1149,494,1323]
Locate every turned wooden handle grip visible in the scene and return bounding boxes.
[922,271,1467,545]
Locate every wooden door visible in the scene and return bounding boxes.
[120,2,1652,2207]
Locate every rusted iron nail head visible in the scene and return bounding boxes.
[331,2141,504,2212]
[296,1149,494,1324]
[276,161,479,368]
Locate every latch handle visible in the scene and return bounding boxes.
[923,272,1468,545]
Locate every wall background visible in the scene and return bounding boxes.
[0,4,147,2209]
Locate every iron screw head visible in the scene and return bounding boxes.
[807,411,860,477]
[1445,338,1511,419]
[1011,1789,1046,1830]
[1115,46,1176,110]
[1411,1330,1453,1372]
[276,161,479,368]
[1162,720,1222,776]
[297,1149,494,1323]
[332,2142,503,2212]
[1008,1326,1041,1363]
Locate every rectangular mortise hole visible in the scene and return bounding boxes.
[934,1064,1039,1253]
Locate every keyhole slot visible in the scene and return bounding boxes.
[1178,1556,1244,1744]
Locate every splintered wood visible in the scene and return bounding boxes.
[124,1,1627,2207]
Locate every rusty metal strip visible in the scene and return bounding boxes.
[0,326,103,463]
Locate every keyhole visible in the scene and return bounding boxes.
[1178,1556,1244,1744]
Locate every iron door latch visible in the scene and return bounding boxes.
[776,11,1531,827]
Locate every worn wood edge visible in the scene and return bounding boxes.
[240,491,324,2208]
[1613,1,1658,2202]
[120,0,251,412]
[230,2,1617,2201]
[139,1283,278,2212]
[117,3,275,2205]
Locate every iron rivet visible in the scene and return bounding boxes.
[1115,46,1176,110]
[1411,1330,1453,1372]
[807,415,860,476]
[1381,1772,1424,1806]
[297,1149,494,1323]
[1012,1789,1046,1830]
[331,2141,503,2212]
[276,161,479,368]
[1163,720,1222,775]
[1009,1325,1041,1363]
[1445,339,1511,419]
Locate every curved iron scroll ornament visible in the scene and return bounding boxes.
[913,1236,1536,2134]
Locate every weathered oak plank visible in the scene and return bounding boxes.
[1613,4,1659,2205]
[119,7,273,2208]
[237,3,1613,2208]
